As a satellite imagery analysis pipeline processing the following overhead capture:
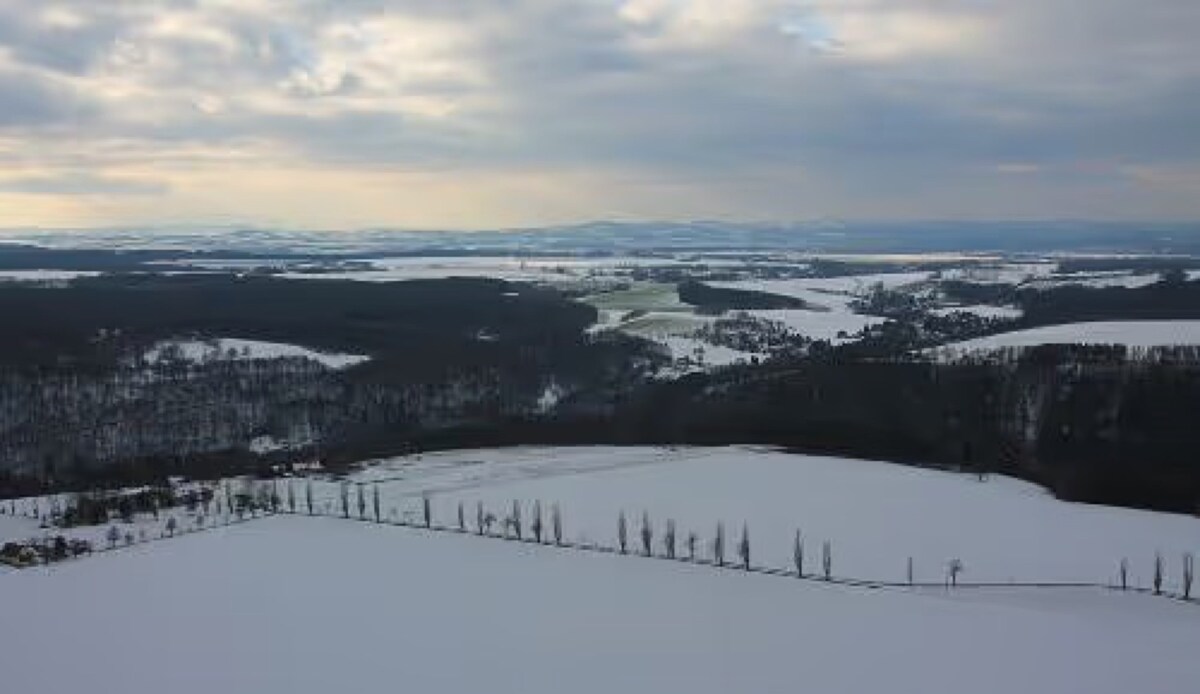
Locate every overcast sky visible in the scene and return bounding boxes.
[0,0,1197,230]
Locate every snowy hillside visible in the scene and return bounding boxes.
[0,269,102,283]
[143,338,370,369]
[4,515,1199,694]
[303,446,1200,591]
[936,321,1200,353]
[710,277,903,342]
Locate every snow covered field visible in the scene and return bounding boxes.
[1025,272,1164,290]
[293,446,1200,591]
[4,515,1198,694]
[937,321,1200,353]
[10,445,1199,592]
[930,304,1024,320]
[714,272,930,304]
[747,308,886,342]
[277,256,688,284]
[143,338,370,369]
[0,269,102,283]
[710,276,916,342]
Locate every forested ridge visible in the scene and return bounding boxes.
[2,274,1200,514]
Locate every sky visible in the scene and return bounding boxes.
[0,0,1198,230]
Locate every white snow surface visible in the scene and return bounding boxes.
[0,269,101,282]
[1025,272,1163,290]
[658,336,761,369]
[710,276,918,342]
[937,321,1200,352]
[307,446,1200,591]
[277,255,688,284]
[930,304,1024,320]
[3,515,1199,694]
[144,338,369,369]
[716,271,930,300]
[939,262,1058,285]
[747,308,886,342]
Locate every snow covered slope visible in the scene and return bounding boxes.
[937,321,1200,352]
[3,516,1198,694]
[319,446,1200,591]
[144,338,369,369]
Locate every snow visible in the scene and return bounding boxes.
[144,338,370,369]
[580,286,762,370]
[249,435,307,454]
[710,276,919,342]
[3,515,1199,694]
[309,446,1200,591]
[0,512,39,547]
[614,310,713,337]
[429,449,1200,589]
[11,441,1200,595]
[931,304,1024,320]
[658,336,761,369]
[277,256,688,284]
[939,262,1058,285]
[715,272,931,299]
[747,308,886,343]
[795,271,934,293]
[0,495,216,549]
[1025,272,1163,290]
[0,269,101,282]
[936,321,1200,352]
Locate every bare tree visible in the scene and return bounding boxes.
[738,524,750,570]
[423,496,433,529]
[664,519,676,559]
[532,501,544,543]
[287,481,296,514]
[794,531,804,577]
[510,500,521,539]
[356,484,366,520]
[339,482,349,518]
[640,511,653,557]
[476,501,486,535]
[618,511,628,554]
[552,504,563,546]
[714,522,725,567]
[457,501,466,532]
[822,540,832,580]
[687,532,698,562]
[372,485,381,523]
[1119,558,1129,590]
[305,481,313,515]
[1154,553,1164,596]
[1184,553,1194,600]
[947,558,964,587]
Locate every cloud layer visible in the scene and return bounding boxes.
[1,0,1198,228]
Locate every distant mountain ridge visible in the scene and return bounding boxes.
[2,221,1200,257]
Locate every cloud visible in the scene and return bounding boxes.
[0,68,91,126]
[0,0,1198,227]
[0,172,169,196]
